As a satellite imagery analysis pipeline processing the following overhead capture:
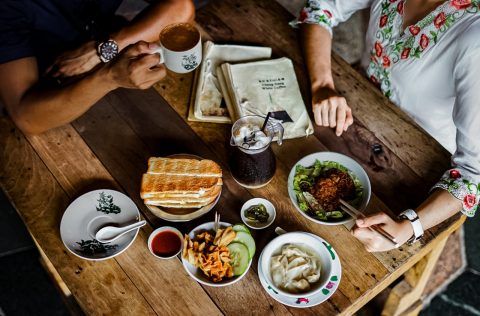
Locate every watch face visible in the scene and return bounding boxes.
[100,40,118,62]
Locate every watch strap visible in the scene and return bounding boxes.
[399,209,423,244]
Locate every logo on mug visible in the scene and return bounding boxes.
[182,54,198,71]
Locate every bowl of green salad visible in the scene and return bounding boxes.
[287,152,371,225]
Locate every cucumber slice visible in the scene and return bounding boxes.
[228,242,249,276]
[233,224,250,234]
[233,231,256,259]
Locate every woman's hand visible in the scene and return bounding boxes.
[312,86,353,136]
[352,212,414,252]
[46,41,101,78]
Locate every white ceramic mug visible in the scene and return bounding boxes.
[155,23,202,74]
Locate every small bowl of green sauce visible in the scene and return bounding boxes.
[240,198,276,230]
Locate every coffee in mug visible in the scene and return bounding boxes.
[161,23,200,52]
[155,23,202,74]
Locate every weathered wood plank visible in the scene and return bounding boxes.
[0,115,156,316]
[82,87,394,315]
[195,0,450,205]
[71,89,293,316]
[23,121,223,315]
[0,1,464,315]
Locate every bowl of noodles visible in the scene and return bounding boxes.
[287,152,371,225]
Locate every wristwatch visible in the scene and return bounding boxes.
[97,39,119,63]
[398,209,424,244]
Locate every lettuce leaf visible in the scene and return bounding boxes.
[292,159,364,220]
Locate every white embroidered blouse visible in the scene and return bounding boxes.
[292,0,480,216]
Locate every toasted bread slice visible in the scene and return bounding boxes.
[140,174,220,199]
[143,184,221,201]
[147,158,222,177]
[144,185,220,205]
[145,200,214,208]
[144,193,218,206]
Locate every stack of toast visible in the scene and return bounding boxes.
[141,157,222,208]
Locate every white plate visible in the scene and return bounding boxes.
[181,221,253,287]
[60,189,140,261]
[145,192,221,222]
[257,233,342,308]
[240,198,276,229]
[288,152,371,225]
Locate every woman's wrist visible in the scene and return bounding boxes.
[397,219,415,245]
[311,76,335,93]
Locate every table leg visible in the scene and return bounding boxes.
[382,235,449,316]
[34,239,85,316]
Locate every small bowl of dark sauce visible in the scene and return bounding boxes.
[148,226,183,259]
[240,198,276,230]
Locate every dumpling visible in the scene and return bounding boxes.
[269,244,322,293]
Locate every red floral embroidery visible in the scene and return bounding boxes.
[450,0,472,10]
[420,34,429,49]
[323,10,332,18]
[298,8,309,22]
[409,25,421,35]
[389,0,396,3]
[450,169,462,179]
[397,1,404,14]
[434,12,447,28]
[380,15,388,27]
[383,56,391,68]
[401,47,411,59]
[464,194,477,209]
[375,42,383,57]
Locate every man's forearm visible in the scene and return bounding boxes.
[301,24,335,91]
[112,0,195,50]
[13,67,116,135]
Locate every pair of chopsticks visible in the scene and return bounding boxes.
[214,212,220,232]
[339,199,399,248]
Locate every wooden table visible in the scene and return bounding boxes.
[0,0,465,315]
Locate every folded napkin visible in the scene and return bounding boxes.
[189,41,272,123]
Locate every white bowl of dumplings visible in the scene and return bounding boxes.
[259,232,333,298]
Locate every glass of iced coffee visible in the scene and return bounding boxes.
[229,115,284,188]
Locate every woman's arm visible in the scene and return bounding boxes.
[301,24,353,136]
[296,0,372,135]
[0,42,166,135]
[353,190,462,252]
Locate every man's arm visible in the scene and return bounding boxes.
[0,42,166,135]
[113,0,196,50]
[50,0,195,78]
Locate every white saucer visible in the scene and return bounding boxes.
[60,189,141,261]
[257,234,342,308]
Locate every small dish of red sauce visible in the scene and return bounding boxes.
[148,227,183,259]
